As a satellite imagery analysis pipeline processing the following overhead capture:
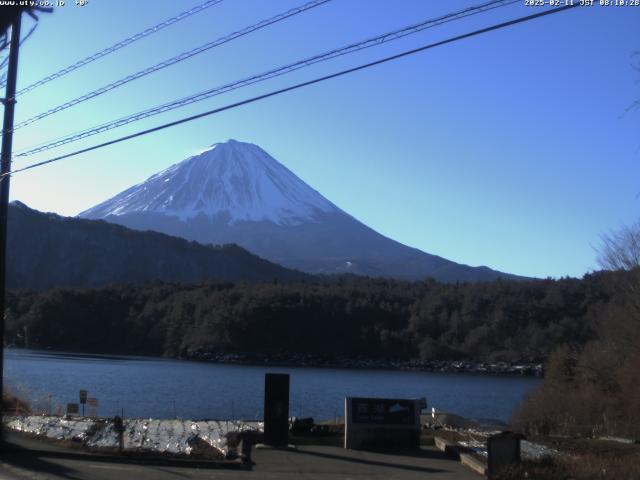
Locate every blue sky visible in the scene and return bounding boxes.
[7,0,639,279]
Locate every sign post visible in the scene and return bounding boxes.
[79,390,87,416]
[113,416,125,453]
[87,397,98,418]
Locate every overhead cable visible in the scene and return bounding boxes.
[13,0,226,95]
[16,0,517,158]
[11,0,331,131]
[3,3,579,179]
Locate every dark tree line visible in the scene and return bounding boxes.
[4,270,628,364]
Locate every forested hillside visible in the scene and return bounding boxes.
[6,270,627,364]
[7,202,309,289]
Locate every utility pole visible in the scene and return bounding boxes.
[0,12,22,440]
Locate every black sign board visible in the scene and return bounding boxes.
[345,397,421,450]
[350,397,416,425]
[79,390,88,404]
[66,403,79,415]
[263,373,290,447]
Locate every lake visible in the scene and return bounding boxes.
[4,349,540,422]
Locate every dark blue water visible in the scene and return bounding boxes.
[4,349,539,422]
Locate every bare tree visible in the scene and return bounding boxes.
[597,219,640,271]
[595,219,640,363]
[627,51,640,115]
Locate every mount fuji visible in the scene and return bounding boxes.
[80,139,518,282]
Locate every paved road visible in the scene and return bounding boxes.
[0,433,480,480]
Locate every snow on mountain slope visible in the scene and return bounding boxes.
[80,139,523,282]
[81,139,338,225]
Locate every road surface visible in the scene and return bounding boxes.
[0,432,480,479]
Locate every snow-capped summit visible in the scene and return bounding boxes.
[81,139,337,225]
[80,139,520,282]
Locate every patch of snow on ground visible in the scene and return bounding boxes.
[457,437,558,460]
[4,416,263,458]
[521,440,559,460]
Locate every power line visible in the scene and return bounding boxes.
[2,3,579,179]
[15,0,518,158]
[10,0,331,132]
[8,0,225,95]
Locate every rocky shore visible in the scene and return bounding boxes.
[182,349,544,376]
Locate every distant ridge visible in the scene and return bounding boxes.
[80,139,523,282]
[7,201,309,290]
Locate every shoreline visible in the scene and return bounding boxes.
[6,347,544,376]
[180,350,544,376]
